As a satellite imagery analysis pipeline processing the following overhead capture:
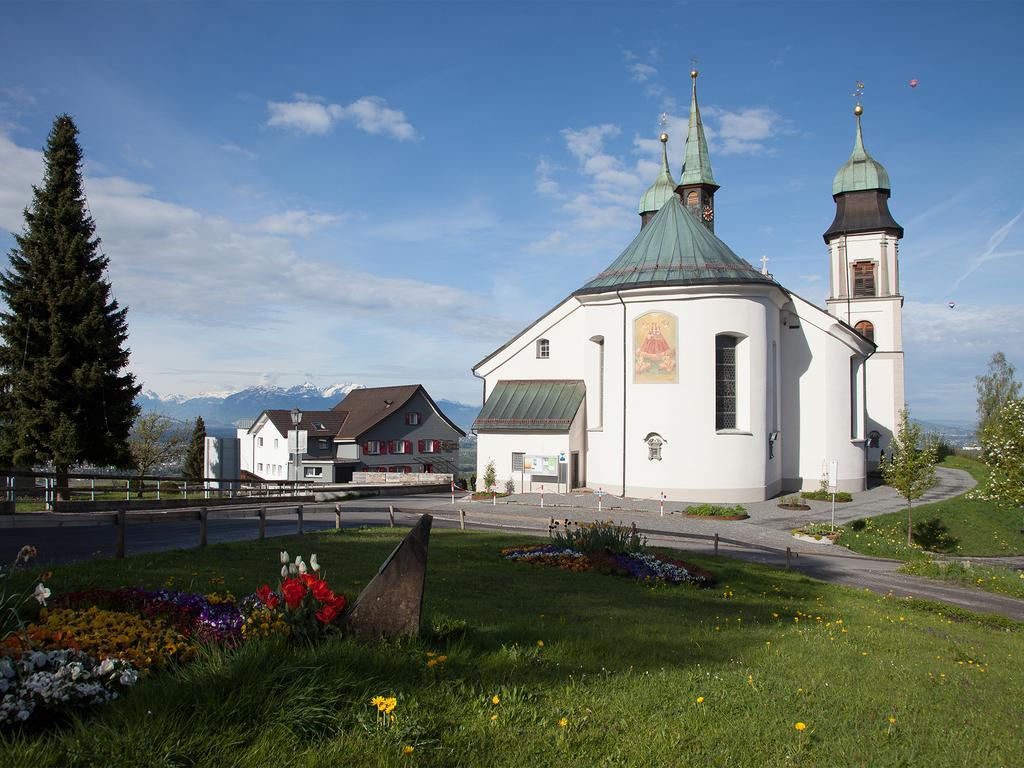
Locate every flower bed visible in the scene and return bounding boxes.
[0,650,138,727]
[800,490,853,502]
[501,545,715,587]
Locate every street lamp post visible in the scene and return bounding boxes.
[290,408,303,490]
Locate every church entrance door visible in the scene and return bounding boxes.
[570,452,580,489]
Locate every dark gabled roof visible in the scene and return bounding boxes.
[473,380,585,432]
[261,410,347,438]
[332,384,466,439]
[575,196,773,295]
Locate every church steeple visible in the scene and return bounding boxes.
[676,69,719,232]
[638,131,678,229]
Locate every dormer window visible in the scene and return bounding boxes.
[405,412,421,426]
[537,339,550,359]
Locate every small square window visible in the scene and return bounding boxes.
[405,412,421,426]
[318,438,329,450]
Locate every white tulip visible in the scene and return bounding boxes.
[33,583,50,606]
[280,551,290,564]
[288,563,299,576]
[297,560,308,575]
[280,565,289,579]
[310,554,320,572]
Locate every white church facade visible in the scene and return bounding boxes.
[473,72,904,502]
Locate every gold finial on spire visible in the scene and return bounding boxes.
[659,112,669,143]
[852,80,864,115]
[690,56,698,79]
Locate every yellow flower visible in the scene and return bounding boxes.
[795,722,807,732]
[371,696,386,710]
[492,695,500,705]
[426,659,438,668]
[558,717,568,728]
[888,716,896,725]
[491,714,498,721]
[537,640,544,648]
[696,696,704,704]
[403,745,414,755]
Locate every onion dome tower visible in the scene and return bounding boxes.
[676,69,719,232]
[638,131,678,229]
[823,102,905,467]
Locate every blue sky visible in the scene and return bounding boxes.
[1,0,1022,424]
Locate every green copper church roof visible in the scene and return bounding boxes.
[576,195,772,295]
[638,135,678,214]
[679,72,718,189]
[473,380,585,431]
[832,109,891,195]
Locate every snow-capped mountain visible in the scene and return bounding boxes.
[136,383,480,435]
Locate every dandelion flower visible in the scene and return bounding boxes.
[492,695,500,705]
[403,745,414,755]
[558,717,568,728]
[696,696,704,704]
[888,716,896,724]
[537,640,544,648]
[795,722,807,731]
[491,714,498,721]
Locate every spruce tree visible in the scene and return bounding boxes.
[182,416,207,480]
[0,114,139,494]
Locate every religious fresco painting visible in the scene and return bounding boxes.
[634,311,678,383]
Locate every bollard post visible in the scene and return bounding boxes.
[182,481,187,500]
[297,505,304,535]
[492,491,496,506]
[126,479,130,501]
[660,492,665,518]
[259,506,266,540]
[714,532,719,556]
[90,477,95,502]
[334,503,342,530]
[199,507,208,548]
[451,480,454,505]
[459,508,465,531]
[157,479,161,501]
[388,505,395,528]
[116,509,126,559]
[540,485,544,509]
[786,547,791,571]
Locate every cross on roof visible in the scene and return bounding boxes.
[760,255,769,275]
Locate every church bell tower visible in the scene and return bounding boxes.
[824,103,905,465]
[676,69,719,232]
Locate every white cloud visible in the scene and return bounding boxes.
[535,158,563,198]
[220,142,257,159]
[628,62,658,83]
[702,106,784,155]
[257,210,345,237]
[949,210,1024,291]
[266,94,418,141]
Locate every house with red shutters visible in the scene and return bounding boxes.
[239,384,464,483]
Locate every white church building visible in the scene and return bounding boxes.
[472,71,905,502]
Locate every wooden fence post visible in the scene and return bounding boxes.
[334,503,342,530]
[297,505,304,535]
[388,505,395,528]
[199,507,208,547]
[116,509,126,559]
[786,547,791,571]
[459,508,465,531]
[714,533,719,556]
[259,506,266,540]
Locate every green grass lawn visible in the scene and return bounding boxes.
[839,456,1022,560]
[2,527,1023,767]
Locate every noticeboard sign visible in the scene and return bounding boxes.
[524,455,558,476]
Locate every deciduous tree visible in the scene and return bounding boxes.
[128,413,187,492]
[881,408,938,546]
[976,352,1021,438]
[974,398,1024,510]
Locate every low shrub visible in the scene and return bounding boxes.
[911,518,960,553]
[685,503,748,519]
[777,495,809,509]
[850,518,867,531]
[800,490,853,502]
[504,478,516,495]
[794,522,839,540]
[550,520,645,554]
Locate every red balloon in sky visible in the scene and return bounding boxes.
[909,79,919,88]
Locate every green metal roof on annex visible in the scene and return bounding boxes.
[833,109,891,195]
[576,195,774,295]
[472,380,585,431]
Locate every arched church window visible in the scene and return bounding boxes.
[645,433,665,461]
[686,190,698,206]
[715,335,738,430]
[855,321,874,342]
[536,338,549,359]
